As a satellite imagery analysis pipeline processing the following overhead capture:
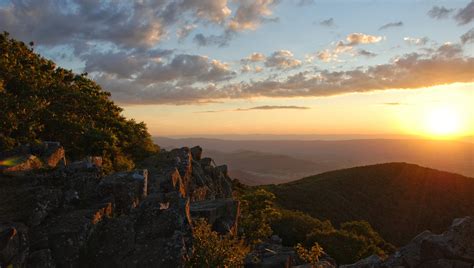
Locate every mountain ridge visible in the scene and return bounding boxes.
[265,162,474,245]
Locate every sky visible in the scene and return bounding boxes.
[1,0,473,138]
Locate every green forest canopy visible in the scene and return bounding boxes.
[0,32,158,171]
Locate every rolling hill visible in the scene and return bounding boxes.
[155,138,474,183]
[265,162,474,245]
[204,150,330,185]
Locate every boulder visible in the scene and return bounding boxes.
[97,170,148,214]
[190,198,240,234]
[345,217,474,268]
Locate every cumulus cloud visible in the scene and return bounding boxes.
[138,54,235,85]
[461,28,474,44]
[378,21,403,30]
[404,37,429,46]
[101,43,474,105]
[264,50,302,69]
[320,18,335,27]
[427,6,454,19]
[455,0,474,25]
[228,0,279,31]
[346,33,383,45]
[241,52,266,64]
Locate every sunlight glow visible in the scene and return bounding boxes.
[424,107,462,136]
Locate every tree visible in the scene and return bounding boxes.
[0,32,158,171]
[271,209,333,246]
[238,189,281,245]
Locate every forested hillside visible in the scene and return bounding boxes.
[0,32,157,171]
[266,162,474,245]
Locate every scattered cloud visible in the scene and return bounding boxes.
[404,37,429,46]
[177,24,197,40]
[454,0,474,25]
[378,21,403,30]
[102,43,474,105]
[264,50,302,69]
[461,28,474,44]
[198,105,311,113]
[358,49,377,58]
[436,43,463,58]
[241,52,266,64]
[382,102,402,106]
[137,54,236,85]
[427,6,454,19]
[320,18,335,27]
[346,33,383,45]
[227,0,279,31]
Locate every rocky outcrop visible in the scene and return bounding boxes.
[0,141,66,173]
[342,216,474,268]
[0,144,239,267]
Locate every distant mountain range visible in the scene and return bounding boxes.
[265,162,474,246]
[155,137,474,184]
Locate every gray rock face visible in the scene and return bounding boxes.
[0,144,238,267]
[344,216,474,268]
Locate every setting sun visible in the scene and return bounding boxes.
[424,106,462,137]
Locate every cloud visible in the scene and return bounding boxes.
[177,24,197,40]
[404,37,429,46]
[455,0,474,25]
[436,43,463,58]
[0,0,281,51]
[193,32,234,47]
[264,50,302,69]
[382,102,402,106]
[461,28,474,44]
[102,43,474,105]
[241,52,266,64]
[320,18,335,27]
[427,6,454,19]
[378,21,403,30]
[358,49,377,58]
[227,0,279,31]
[198,105,310,113]
[138,54,235,85]
[346,33,383,45]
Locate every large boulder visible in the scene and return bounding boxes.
[190,198,240,234]
[97,169,148,214]
[345,216,474,268]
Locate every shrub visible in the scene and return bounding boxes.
[187,219,249,267]
[238,189,281,245]
[295,242,324,265]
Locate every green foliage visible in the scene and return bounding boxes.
[238,189,281,245]
[304,221,394,265]
[0,32,158,171]
[295,242,323,265]
[265,163,474,245]
[187,219,249,268]
[271,209,333,246]
[305,229,368,265]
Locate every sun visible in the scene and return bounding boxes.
[424,106,462,137]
